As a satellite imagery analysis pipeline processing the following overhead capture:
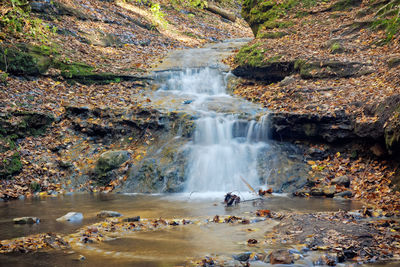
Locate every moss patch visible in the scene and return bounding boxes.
[0,152,22,179]
[235,43,267,67]
[0,44,53,76]
[242,0,322,36]
[330,42,344,54]
[258,31,288,39]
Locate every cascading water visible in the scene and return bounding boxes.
[159,67,270,193]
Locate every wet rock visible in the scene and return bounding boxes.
[323,186,336,198]
[310,187,325,197]
[122,216,140,222]
[97,210,122,218]
[233,252,252,262]
[269,249,294,264]
[56,212,83,222]
[334,190,353,198]
[331,175,350,187]
[13,217,40,224]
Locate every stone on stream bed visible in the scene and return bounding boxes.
[268,249,294,264]
[56,212,83,222]
[13,217,40,224]
[97,210,122,218]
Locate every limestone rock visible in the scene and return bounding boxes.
[56,212,83,222]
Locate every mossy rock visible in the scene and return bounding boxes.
[0,44,52,76]
[0,111,54,138]
[242,0,314,36]
[235,43,266,67]
[54,60,124,84]
[0,152,22,179]
[94,150,130,185]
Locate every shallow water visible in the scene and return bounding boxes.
[0,193,362,241]
[0,193,362,266]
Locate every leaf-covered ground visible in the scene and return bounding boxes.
[229,0,400,213]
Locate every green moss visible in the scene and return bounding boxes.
[54,60,123,85]
[330,42,344,54]
[0,152,22,179]
[0,44,52,75]
[30,181,41,192]
[267,55,283,63]
[258,31,288,39]
[242,0,322,35]
[235,43,266,67]
[294,59,307,71]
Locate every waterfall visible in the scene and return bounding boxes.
[158,67,270,193]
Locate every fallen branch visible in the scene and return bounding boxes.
[206,2,236,22]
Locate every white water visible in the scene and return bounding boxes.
[159,67,270,193]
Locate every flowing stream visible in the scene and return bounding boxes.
[157,66,269,193]
[0,40,375,267]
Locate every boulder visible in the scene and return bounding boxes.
[331,175,350,187]
[13,217,40,224]
[269,249,294,264]
[310,187,325,197]
[96,151,130,173]
[56,212,83,222]
[94,150,130,185]
[97,210,122,218]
